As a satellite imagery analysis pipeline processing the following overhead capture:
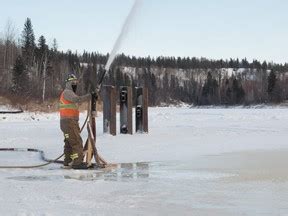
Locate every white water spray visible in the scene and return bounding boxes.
[104,0,142,71]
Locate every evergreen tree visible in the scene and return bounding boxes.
[241,58,249,68]
[202,72,219,104]
[21,18,35,67]
[36,35,48,73]
[232,78,245,104]
[38,35,48,54]
[12,56,28,94]
[228,58,234,68]
[262,61,268,70]
[267,69,279,102]
[267,70,276,94]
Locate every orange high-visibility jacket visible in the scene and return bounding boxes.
[59,92,79,118]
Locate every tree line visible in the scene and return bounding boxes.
[0,18,287,106]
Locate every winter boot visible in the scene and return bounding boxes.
[72,162,93,170]
[63,156,72,169]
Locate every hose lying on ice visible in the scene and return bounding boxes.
[0,107,90,169]
[0,148,64,168]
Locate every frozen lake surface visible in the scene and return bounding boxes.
[0,107,288,215]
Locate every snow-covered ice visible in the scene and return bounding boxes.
[0,107,288,215]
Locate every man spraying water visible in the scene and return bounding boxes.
[59,73,95,169]
[60,0,141,169]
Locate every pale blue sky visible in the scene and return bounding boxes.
[1,0,288,63]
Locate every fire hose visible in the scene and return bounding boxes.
[0,110,89,169]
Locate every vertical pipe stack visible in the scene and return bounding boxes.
[135,87,148,133]
[102,85,116,136]
[120,86,133,134]
[143,87,148,133]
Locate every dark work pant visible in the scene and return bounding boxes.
[60,119,84,165]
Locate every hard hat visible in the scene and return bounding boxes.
[66,73,77,82]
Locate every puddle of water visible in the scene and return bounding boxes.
[64,162,150,181]
[6,161,231,182]
[7,162,151,182]
[14,149,283,183]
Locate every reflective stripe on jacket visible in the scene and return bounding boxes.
[59,92,79,119]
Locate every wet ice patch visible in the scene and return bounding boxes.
[5,161,234,182]
[150,170,235,180]
[5,162,151,182]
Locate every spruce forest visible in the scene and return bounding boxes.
[1,18,288,106]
